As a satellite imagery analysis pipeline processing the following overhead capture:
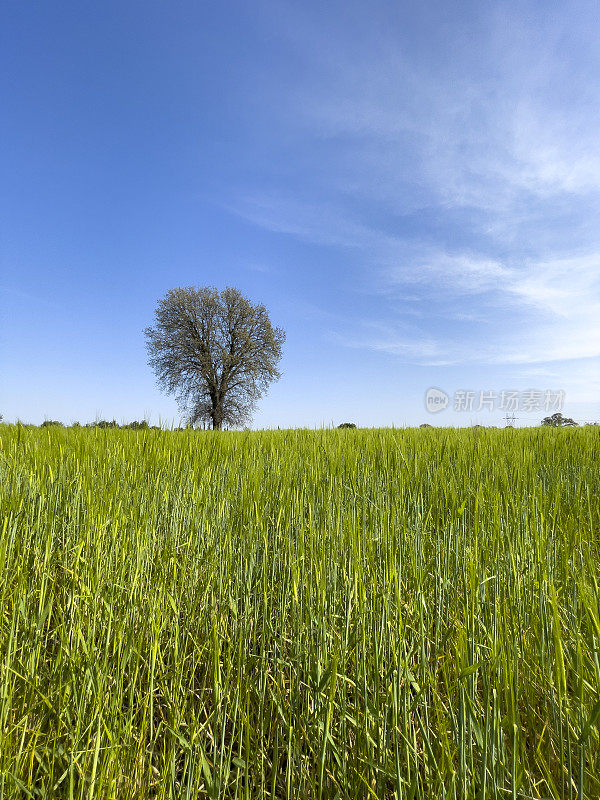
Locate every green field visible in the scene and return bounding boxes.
[1,426,599,799]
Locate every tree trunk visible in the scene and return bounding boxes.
[212,401,224,430]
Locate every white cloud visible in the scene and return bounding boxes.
[255,1,600,216]
[231,2,600,393]
[231,189,600,368]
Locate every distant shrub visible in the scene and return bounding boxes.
[419,423,433,428]
[338,422,357,429]
[41,420,64,427]
[541,413,578,427]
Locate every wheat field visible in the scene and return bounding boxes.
[1,425,599,799]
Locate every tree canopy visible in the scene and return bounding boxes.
[145,286,285,429]
[541,412,578,427]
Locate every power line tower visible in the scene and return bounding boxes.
[503,412,518,427]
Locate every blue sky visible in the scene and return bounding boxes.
[1,0,599,427]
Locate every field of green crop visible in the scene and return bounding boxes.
[1,426,599,799]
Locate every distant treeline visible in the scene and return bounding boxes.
[39,420,170,430]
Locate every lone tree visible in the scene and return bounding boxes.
[541,412,578,427]
[145,286,285,429]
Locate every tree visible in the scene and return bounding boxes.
[125,420,149,430]
[145,287,285,429]
[338,422,356,429]
[541,412,578,427]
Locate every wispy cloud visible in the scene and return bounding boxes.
[234,192,600,367]
[229,2,600,401]
[253,2,600,211]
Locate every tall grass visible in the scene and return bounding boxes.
[1,425,599,798]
